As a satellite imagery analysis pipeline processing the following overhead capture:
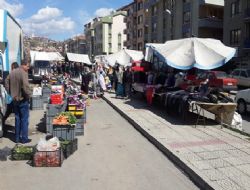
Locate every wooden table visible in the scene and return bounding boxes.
[192,102,237,127]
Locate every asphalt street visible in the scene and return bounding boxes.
[0,99,198,190]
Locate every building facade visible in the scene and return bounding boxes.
[64,35,87,54]
[84,11,127,57]
[144,0,224,44]
[224,0,250,67]
[120,0,146,51]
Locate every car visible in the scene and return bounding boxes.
[181,71,238,91]
[235,89,250,114]
[230,68,250,87]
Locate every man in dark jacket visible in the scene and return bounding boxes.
[6,60,31,143]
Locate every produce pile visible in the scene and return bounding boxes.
[33,150,61,167]
[67,94,86,110]
[33,137,62,167]
[52,112,77,125]
[12,145,34,160]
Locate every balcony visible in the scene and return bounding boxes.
[198,17,223,29]
[244,39,250,48]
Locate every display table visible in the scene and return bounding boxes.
[192,102,237,127]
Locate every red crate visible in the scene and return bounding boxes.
[50,94,63,104]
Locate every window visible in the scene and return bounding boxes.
[138,42,143,50]
[163,18,166,29]
[183,11,190,24]
[152,5,158,16]
[152,23,157,32]
[231,1,240,17]
[138,29,143,37]
[232,70,240,76]
[240,71,248,78]
[230,29,241,45]
[246,23,250,39]
[138,15,143,24]
[138,2,143,11]
[247,70,250,77]
[248,0,250,8]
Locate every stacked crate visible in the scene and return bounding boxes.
[30,95,43,110]
[46,102,66,134]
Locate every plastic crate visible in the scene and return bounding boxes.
[33,148,62,167]
[53,125,75,141]
[11,145,34,160]
[75,119,84,136]
[30,95,43,110]
[60,138,78,159]
[47,103,65,116]
[50,94,63,104]
[46,115,54,134]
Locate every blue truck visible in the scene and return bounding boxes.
[0,9,23,137]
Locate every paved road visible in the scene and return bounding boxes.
[0,99,198,190]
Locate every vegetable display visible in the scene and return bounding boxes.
[53,112,77,125]
[12,145,34,160]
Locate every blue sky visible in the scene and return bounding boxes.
[0,0,131,41]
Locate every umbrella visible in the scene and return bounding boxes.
[145,37,236,70]
[105,49,144,67]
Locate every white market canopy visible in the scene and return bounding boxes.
[145,37,236,70]
[105,49,144,67]
[66,53,92,65]
[30,51,64,62]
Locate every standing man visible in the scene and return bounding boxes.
[3,62,19,132]
[6,60,31,143]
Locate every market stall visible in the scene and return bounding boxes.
[144,37,239,128]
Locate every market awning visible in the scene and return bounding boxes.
[30,51,64,62]
[66,53,92,65]
[105,49,144,67]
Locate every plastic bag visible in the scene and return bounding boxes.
[37,137,60,151]
[231,112,243,131]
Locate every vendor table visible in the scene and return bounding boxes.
[192,102,237,128]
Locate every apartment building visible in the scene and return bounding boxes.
[224,0,250,67]
[120,0,146,51]
[144,0,224,43]
[84,22,94,60]
[64,35,87,54]
[84,11,127,57]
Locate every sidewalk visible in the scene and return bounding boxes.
[103,92,250,190]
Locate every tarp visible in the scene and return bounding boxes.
[30,51,64,65]
[66,53,92,65]
[105,49,144,67]
[145,37,236,70]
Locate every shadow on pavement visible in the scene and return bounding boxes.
[242,114,250,122]
[0,146,12,161]
[3,124,16,143]
[124,93,217,127]
[36,114,46,133]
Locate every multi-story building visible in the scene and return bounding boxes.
[144,0,224,43]
[84,11,127,57]
[64,35,87,54]
[224,0,250,67]
[120,0,146,51]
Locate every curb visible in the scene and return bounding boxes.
[102,95,214,190]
